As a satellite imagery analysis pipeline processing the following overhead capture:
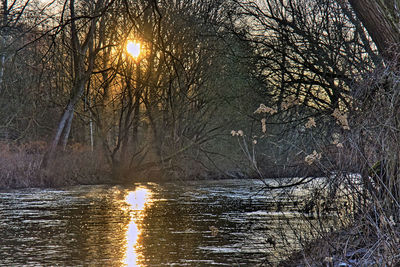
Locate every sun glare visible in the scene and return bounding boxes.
[127,41,141,58]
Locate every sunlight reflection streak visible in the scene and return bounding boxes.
[123,187,153,267]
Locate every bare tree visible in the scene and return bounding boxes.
[0,0,34,93]
[41,0,111,167]
[224,0,380,178]
[85,0,246,180]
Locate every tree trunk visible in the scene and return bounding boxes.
[41,0,102,168]
[348,0,400,62]
[0,0,8,94]
[41,85,82,168]
[61,111,74,150]
[0,37,5,93]
[41,102,75,168]
[349,0,400,214]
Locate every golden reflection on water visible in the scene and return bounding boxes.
[123,187,153,267]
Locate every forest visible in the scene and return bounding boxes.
[1,0,400,265]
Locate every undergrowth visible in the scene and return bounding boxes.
[0,142,110,189]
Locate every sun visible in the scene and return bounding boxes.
[127,41,141,58]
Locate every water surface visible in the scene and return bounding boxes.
[0,179,335,266]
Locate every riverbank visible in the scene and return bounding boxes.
[0,144,112,189]
[281,213,400,266]
[0,143,250,189]
[0,139,327,189]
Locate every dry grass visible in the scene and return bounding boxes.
[281,211,400,266]
[0,142,110,189]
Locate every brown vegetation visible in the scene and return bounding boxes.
[2,0,400,265]
[281,211,400,266]
[226,1,400,265]
[273,65,400,266]
[1,0,253,186]
[0,142,110,189]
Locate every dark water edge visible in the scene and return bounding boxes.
[0,179,338,266]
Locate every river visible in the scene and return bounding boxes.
[0,179,338,266]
